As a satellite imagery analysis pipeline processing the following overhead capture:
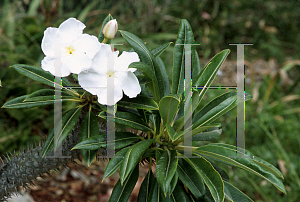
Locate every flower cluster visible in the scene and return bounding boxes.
[41,18,141,105]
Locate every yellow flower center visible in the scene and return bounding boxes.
[65,46,75,55]
[107,70,115,77]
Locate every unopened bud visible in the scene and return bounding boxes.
[102,19,118,40]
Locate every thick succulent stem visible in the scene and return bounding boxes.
[0,106,106,201]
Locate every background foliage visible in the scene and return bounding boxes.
[0,0,299,201]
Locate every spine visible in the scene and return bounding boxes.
[0,106,106,201]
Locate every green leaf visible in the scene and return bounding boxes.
[151,42,173,58]
[25,89,79,101]
[98,14,113,43]
[148,177,161,202]
[41,127,54,158]
[118,94,158,110]
[170,182,191,202]
[156,149,164,162]
[103,147,130,180]
[210,161,230,182]
[156,56,171,96]
[193,49,230,112]
[119,30,165,100]
[135,74,153,85]
[192,91,238,129]
[194,143,286,194]
[224,181,254,202]
[54,107,82,151]
[79,107,99,166]
[192,50,201,84]
[166,124,176,141]
[191,123,222,137]
[41,107,82,157]
[168,171,178,196]
[137,169,156,202]
[166,124,184,142]
[129,61,160,102]
[159,94,181,126]
[191,126,222,141]
[72,132,140,150]
[99,111,152,131]
[120,139,154,185]
[185,157,224,202]
[156,150,178,196]
[172,19,198,95]
[108,164,139,202]
[177,158,205,198]
[2,95,54,108]
[10,64,78,95]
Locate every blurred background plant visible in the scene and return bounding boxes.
[0,0,299,201]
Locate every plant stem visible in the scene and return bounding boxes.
[102,38,109,43]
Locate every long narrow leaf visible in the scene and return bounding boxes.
[159,94,181,126]
[128,62,160,102]
[137,169,156,202]
[172,19,199,95]
[119,139,154,185]
[103,147,130,180]
[119,30,165,99]
[118,94,158,110]
[11,64,78,95]
[177,158,205,198]
[72,132,140,150]
[79,107,99,166]
[185,157,224,202]
[194,143,286,194]
[151,42,173,58]
[108,164,139,202]
[224,181,254,202]
[193,49,230,113]
[99,111,152,131]
[156,150,178,196]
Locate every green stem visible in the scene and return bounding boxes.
[174,145,198,151]
[173,136,184,145]
[102,38,109,43]
[155,139,163,145]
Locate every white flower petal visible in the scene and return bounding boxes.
[78,71,106,95]
[41,27,60,57]
[58,18,85,43]
[72,34,101,59]
[89,44,112,74]
[62,53,92,74]
[96,80,123,106]
[41,56,71,77]
[114,51,140,72]
[116,71,141,98]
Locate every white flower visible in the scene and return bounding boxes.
[102,19,118,40]
[78,44,141,105]
[41,18,101,77]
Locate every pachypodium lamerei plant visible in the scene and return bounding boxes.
[1,14,286,201]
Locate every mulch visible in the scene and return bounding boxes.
[28,159,151,202]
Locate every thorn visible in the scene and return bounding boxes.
[0,157,4,164]
[6,154,11,161]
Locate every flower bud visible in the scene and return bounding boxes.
[102,19,118,39]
